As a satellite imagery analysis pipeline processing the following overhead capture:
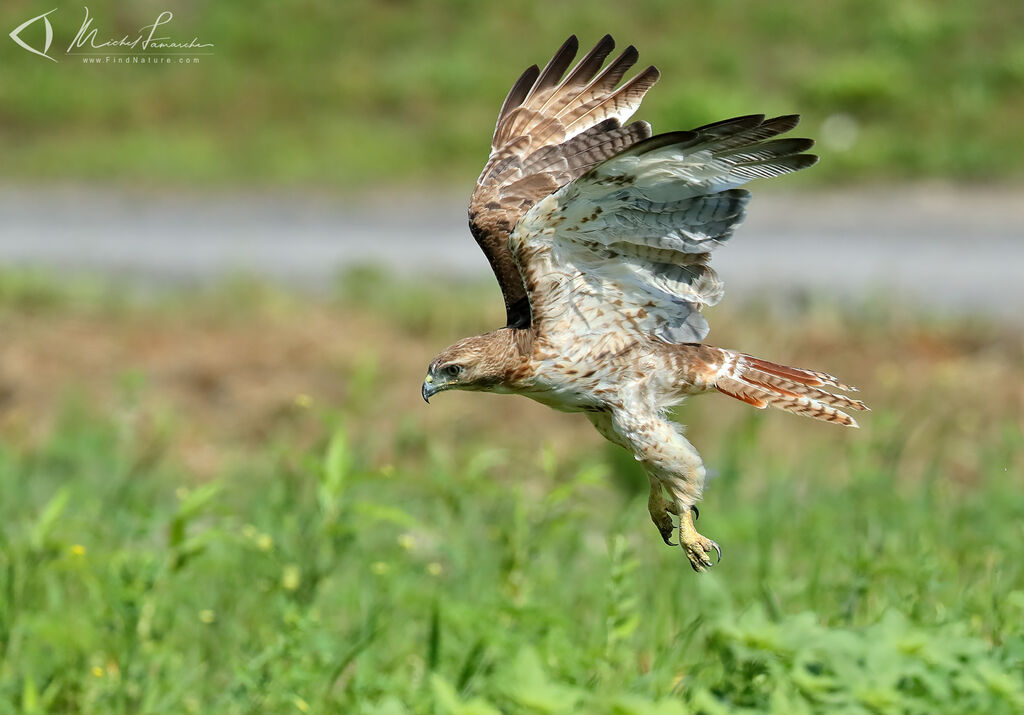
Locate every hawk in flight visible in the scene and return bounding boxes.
[421,35,867,571]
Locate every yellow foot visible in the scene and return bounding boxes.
[678,508,721,572]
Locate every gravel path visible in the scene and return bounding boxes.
[1,184,1021,317]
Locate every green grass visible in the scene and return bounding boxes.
[1,0,1023,188]
[0,272,1022,712]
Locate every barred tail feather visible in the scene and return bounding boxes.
[714,351,868,427]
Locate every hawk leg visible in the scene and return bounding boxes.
[590,402,722,570]
[653,479,720,571]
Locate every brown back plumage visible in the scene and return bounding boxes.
[468,35,659,328]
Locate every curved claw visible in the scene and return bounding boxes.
[653,508,677,546]
[658,519,677,546]
[691,505,699,521]
[689,550,714,572]
[681,531,721,572]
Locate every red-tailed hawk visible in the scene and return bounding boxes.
[421,35,867,571]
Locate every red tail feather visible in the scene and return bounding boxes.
[714,351,867,427]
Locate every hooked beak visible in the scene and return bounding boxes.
[421,374,438,404]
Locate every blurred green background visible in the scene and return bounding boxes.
[2,1,1023,712]
[1,275,1022,713]
[1,0,1022,188]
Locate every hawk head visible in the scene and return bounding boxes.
[422,332,515,402]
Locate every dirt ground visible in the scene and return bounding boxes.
[0,301,596,474]
[1,295,1021,484]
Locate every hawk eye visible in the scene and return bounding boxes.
[444,364,463,377]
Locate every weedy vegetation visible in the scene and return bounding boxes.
[0,270,1022,712]
[1,0,1022,187]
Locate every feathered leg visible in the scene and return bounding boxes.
[588,401,721,571]
[587,412,676,546]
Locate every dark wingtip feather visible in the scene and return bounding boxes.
[638,64,660,86]
[533,35,580,94]
[561,34,616,88]
[720,137,816,162]
[693,114,766,134]
[765,114,801,133]
[596,33,615,50]
[765,137,814,155]
[687,114,812,155]
[598,45,640,85]
[498,64,540,122]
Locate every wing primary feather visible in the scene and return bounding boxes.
[495,64,540,136]
[561,64,660,134]
[509,104,819,343]
[526,36,623,128]
[573,45,641,101]
[468,36,668,330]
[708,115,804,150]
[754,114,801,135]
[529,35,579,97]
[691,114,766,135]
[730,154,819,180]
[557,34,617,94]
[719,137,815,162]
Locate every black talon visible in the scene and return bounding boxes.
[659,523,676,546]
[691,505,699,521]
[712,542,722,563]
[657,509,677,546]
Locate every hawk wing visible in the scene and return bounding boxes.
[468,35,659,328]
[510,115,818,346]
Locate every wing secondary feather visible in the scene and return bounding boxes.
[511,115,818,344]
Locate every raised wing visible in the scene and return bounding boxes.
[510,115,817,346]
[469,35,659,328]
